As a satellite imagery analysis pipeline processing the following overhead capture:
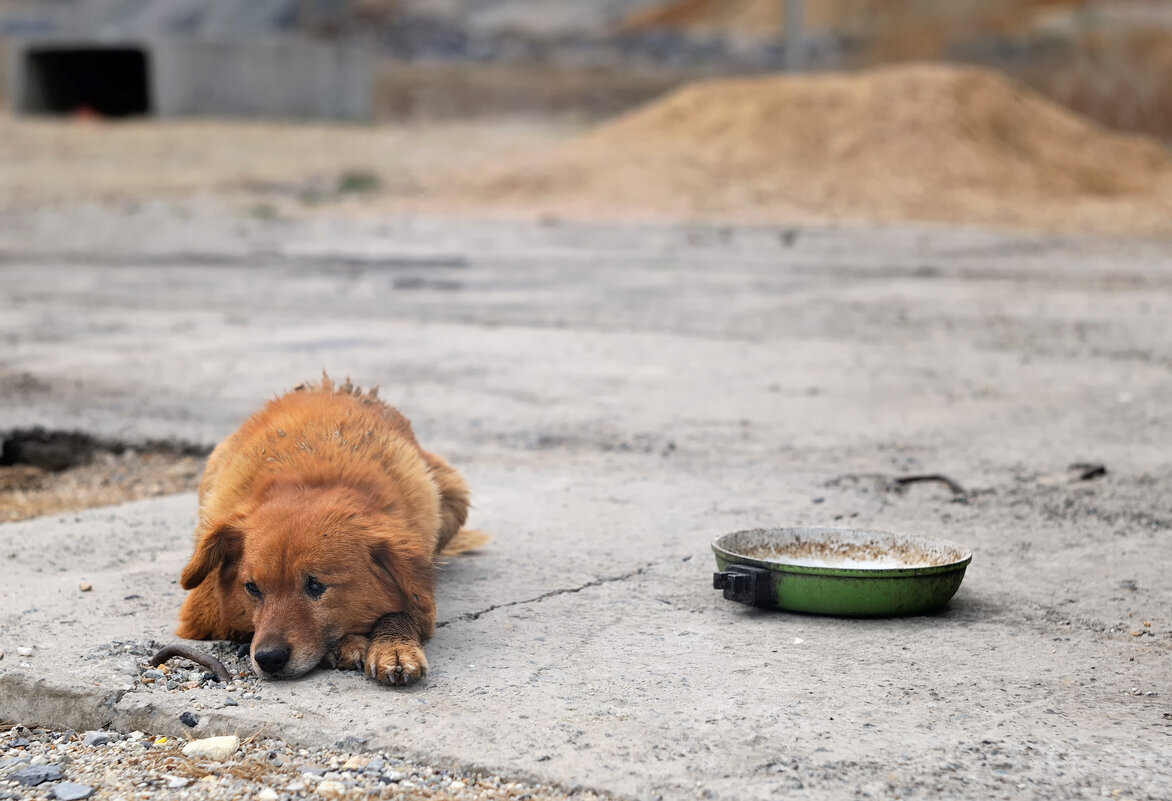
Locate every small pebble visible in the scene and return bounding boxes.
[81,732,111,747]
[182,735,240,761]
[79,582,93,592]
[224,696,239,707]
[166,777,191,789]
[17,647,33,657]
[51,781,95,801]
[179,711,199,728]
[256,788,279,801]
[342,755,369,771]
[449,780,467,791]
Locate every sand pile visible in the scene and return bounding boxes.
[449,63,1172,234]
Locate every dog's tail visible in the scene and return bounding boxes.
[438,528,492,557]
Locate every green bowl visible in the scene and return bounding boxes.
[712,527,971,617]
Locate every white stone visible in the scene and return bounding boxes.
[182,735,240,761]
[17,647,33,657]
[256,788,279,801]
[316,779,346,797]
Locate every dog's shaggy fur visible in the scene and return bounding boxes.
[177,375,483,684]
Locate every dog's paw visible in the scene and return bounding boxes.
[364,639,428,686]
[325,634,369,671]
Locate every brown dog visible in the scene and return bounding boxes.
[176,375,483,685]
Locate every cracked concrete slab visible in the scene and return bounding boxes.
[2,210,1171,799]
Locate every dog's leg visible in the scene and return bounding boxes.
[364,609,430,685]
[422,450,469,553]
[176,582,231,640]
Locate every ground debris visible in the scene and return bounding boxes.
[0,446,204,524]
[888,473,966,496]
[1068,462,1107,481]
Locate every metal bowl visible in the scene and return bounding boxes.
[712,527,972,617]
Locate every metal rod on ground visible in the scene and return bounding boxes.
[784,0,806,72]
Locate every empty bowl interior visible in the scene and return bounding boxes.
[715,527,970,570]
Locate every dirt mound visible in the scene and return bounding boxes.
[449,63,1172,234]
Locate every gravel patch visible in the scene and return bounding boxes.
[0,725,610,801]
[0,642,614,800]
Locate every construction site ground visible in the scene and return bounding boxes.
[0,96,1170,800]
[2,191,1170,800]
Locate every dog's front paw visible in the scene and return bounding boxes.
[365,639,428,686]
[325,634,369,671]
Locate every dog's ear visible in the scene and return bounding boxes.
[369,536,436,635]
[180,522,244,590]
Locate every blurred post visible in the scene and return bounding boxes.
[299,0,318,33]
[784,0,805,72]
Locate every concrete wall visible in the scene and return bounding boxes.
[150,37,371,119]
[7,35,373,120]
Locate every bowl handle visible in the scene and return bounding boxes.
[713,565,774,606]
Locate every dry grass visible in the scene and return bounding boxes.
[375,62,684,123]
[0,114,578,211]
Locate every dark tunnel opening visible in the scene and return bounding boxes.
[21,47,152,117]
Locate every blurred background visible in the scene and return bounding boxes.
[4,0,1172,131]
[0,0,1170,233]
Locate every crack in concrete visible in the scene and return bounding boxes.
[437,556,688,628]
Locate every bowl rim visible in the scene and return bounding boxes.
[712,526,973,578]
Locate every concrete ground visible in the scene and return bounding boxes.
[1,204,1170,800]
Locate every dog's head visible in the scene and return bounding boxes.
[179,483,433,678]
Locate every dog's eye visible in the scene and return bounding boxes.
[304,575,327,599]
[244,581,262,598]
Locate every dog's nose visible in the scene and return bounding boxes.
[254,646,291,674]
